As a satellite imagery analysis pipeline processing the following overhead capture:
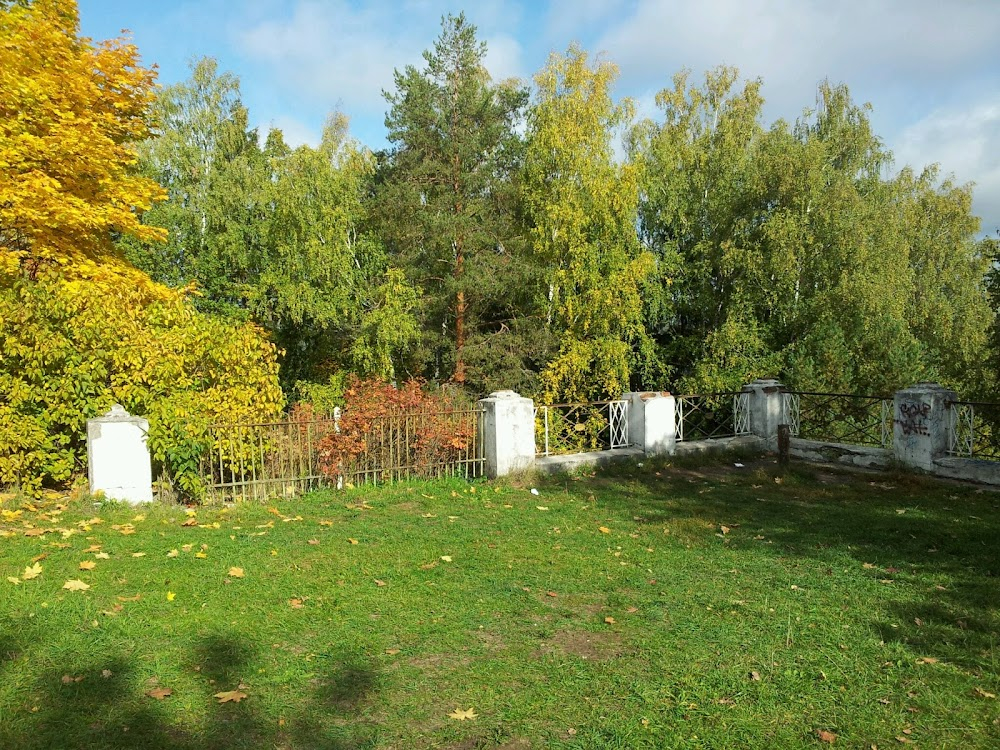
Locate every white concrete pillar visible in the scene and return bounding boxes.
[893,383,957,471]
[478,391,536,478]
[624,391,676,455]
[743,378,786,449]
[87,404,153,504]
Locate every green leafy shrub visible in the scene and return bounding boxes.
[0,265,284,497]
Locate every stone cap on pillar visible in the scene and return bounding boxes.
[486,390,523,399]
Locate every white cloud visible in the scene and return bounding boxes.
[263,115,321,149]
[484,33,525,83]
[894,99,1000,235]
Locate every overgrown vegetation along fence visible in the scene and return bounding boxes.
[534,401,629,456]
[947,401,1000,461]
[675,393,751,442]
[783,392,893,449]
[199,408,484,501]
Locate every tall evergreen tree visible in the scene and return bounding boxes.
[375,14,542,393]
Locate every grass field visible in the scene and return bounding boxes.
[2,454,999,749]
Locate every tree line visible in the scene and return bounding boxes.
[117,15,995,404]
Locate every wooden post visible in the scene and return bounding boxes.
[777,424,790,466]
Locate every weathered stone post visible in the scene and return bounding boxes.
[87,404,153,504]
[893,383,957,471]
[624,391,676,456]
[743,378,786,450]
[478,390,536,478]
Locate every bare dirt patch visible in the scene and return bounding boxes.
[540,628,623,661]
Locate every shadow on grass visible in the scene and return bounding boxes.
[0,630,381,750]
[592,454,1000,670]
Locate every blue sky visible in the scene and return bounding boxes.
[77,0,1000,235]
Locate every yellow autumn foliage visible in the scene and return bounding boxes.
[0,264,284,497]
[0,0,167,273]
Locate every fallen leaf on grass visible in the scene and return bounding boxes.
[862,561,876,569]
[195,552,207,559]
[131,552,146,558]
[598,526,611,534]
[289,599,304,609]
[973,687,996,699]
[6,577,19,585]
[374,579,387,587]
[749,671,761,681]
[79,561,97,571]
[181,544,194,552]
[63,579,90,591]
[347,538,359,545]
[440,555,452,562]
[318,520,334,526]
[181,518,198,527]
[385,648,400,655]
[604,616,616,624]
[536,506,549,511]
[118,594,141,602]
[546,591,558,598]
[420,561,438,570]
[720,525,730,535]
[895,737,914,744]
[24,528,46,537]
[146,688,172,700]
[83,544,101,553]
[166,592,176,601]
[307,539,320,545]
[448,707,477,720]
[94,552,110,560]
[166,549,179,558]
[101,669,113,678]
[915,657,938,665]
[816,729,837,743]
[22,563,42,580]
[214,690,248,703]
[61,675,84,684]
[228,567,245,579]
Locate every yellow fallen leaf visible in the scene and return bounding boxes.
[440,555,452,562]
[62,579,90,591]
[973,686,996,699]
[347,538,359,545]
[448,707,478,721]
[79,561,97,571]
[228,567,245,579]
[385,648,401,655]
[7,577,20,585]
[604,616,616,624]
[94,552,110,560]
[166,591,176,601]
[195,552,207,559]
[214,690,248,703]
[132,552,146,558]
[166,549,179,558]
[181,544,194,552]
[22,563,42,580]
[374,579,387,587]
[146,687,172,699]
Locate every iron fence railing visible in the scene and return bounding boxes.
[201,408,485,500]
[336,409,485,485]
[783,392,893,449]
[947,401,1000,462]
[534,401,629,456]
[675,393,752,442]
[201,418,337,502]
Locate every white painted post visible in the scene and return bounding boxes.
[743,378,786,450]
[624,391,676,456]
[478,390,536,478]
[87,404,153,504]
[893,383,957,471]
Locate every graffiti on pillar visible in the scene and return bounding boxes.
[896,400,930,436]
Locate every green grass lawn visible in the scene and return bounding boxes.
[2,454,999,749]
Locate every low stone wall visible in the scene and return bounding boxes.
[932,456,1000,486]
[790,438,892,469]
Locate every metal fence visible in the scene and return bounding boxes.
[336,409,485,485]
[947,401,1000,461]
[675,392,752,441]
[534,401,629,457]
[783,392,893,449]
[201,418,337,502]
[200,408,484,501]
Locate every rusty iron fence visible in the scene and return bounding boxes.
[200,408,484,501]
[783,392,893,449]
[534,401,629,456]
[675,393,752,442]
[947,400,1000,462]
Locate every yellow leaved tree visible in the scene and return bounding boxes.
[0,0,284,497]
[0,0,166,275]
